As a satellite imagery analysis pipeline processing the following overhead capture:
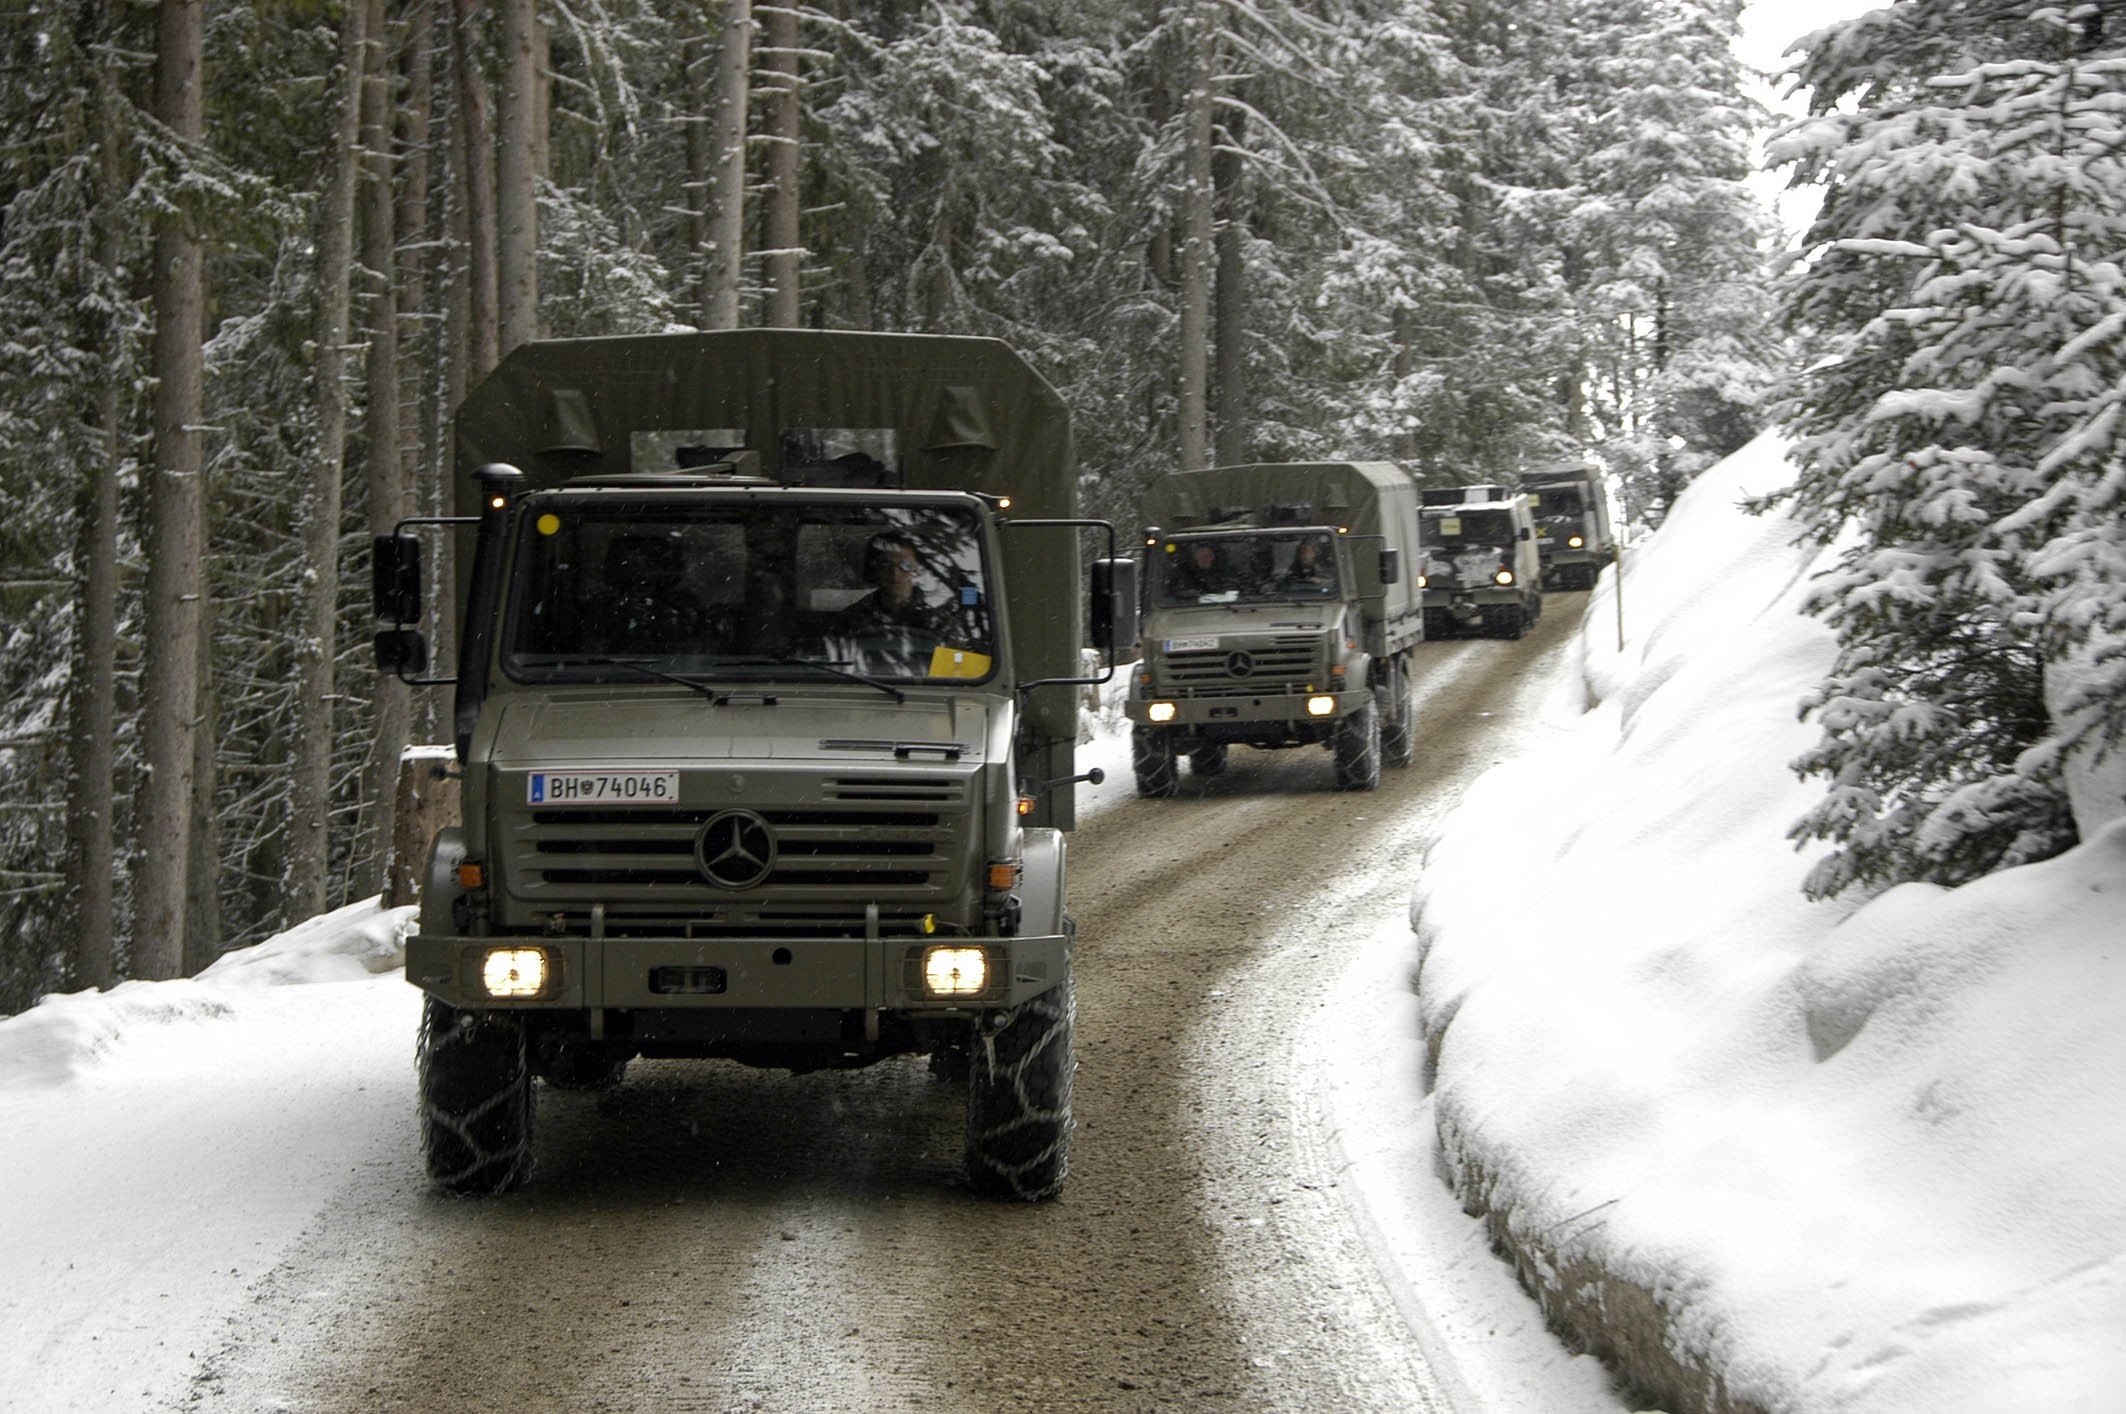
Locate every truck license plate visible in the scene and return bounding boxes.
[528,770,680,805]
[1164,636,1220,652]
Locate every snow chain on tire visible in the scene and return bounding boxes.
[1379,661,1415,769]
[418,997,534,1195]
[1333,700,1381,791]
[965,973,1076,1201]
[1131,726,1179,798]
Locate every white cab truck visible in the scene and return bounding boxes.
[1124,461,1425,793]
[1417,489,1544,639]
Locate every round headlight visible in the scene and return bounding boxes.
[1494,569,1515,586]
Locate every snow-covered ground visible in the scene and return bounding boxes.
[1412,432,2126,1410]
[3,432,2120,1411]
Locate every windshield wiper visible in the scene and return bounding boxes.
[703,653,906,703]
[563,655,722,702]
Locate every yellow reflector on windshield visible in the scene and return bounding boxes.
[928,646,993,678]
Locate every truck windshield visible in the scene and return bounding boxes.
[1420,508,1517,549]
[1530,488,1585,517]
[500,498,997,684]
[1152,532,1340,607]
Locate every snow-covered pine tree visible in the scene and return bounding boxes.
[1557,0,1776,525]
[1768,0,2126,897]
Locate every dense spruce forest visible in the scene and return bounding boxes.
[17,0,2123,1021]
[0,0,1778,1008]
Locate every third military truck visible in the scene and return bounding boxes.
[372,329,1130,1201]
[1125,461,1424,794]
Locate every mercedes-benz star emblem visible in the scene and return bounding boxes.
[1225,650,1255,678]
[696,809,776,890]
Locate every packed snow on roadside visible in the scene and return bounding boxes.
[1411,431,2126,1411]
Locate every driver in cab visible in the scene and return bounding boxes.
[834,532,950,635]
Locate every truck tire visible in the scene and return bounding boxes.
[1132,726,1179,798]
[965,973,1075,1201]
[1379,661,1415,769]
[418,997,534,1195]
[1188,742,1228,777]
[1333,700,1382,791]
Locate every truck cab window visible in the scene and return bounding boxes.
[501,498,993,684]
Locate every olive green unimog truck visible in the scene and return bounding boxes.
[1519,461,1616,590]
[372,330,1131,1200]
[1123,461,1424,795]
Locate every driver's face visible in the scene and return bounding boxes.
[881,549,919,602]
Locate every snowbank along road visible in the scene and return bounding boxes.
[184,600,1593,1413]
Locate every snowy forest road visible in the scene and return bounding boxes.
[183,599,1590,1414]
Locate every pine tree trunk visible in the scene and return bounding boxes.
[65,72,127,989]
[135,0,208,981]
[184,599,221,973]
[452,0,499,381]
[1212,100,1247,468]
[761,1,801,328]
[399,0,444,745]
[1176,4,1215,472]
[704,0,750,329]
[361,0,412,904]
[288,0,366,926]
[497,0,539,356]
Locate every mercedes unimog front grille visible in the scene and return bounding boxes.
[1156,634,1325,697]
[498,775,974,933]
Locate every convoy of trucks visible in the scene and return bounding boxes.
[369,318,1632,1195]
[1123,462,1426,794]
[372,329,1131,1200]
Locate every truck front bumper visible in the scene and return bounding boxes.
[1426,586,1526,618]
[1123,685,1372,729]
[405,928,1070,1015]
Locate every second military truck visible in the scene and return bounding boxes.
[1125,461,1424,794]
[372,329,1130,1201]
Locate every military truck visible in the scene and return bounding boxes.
[1124,461,1424,795]
[1418,489,1543,639]
[1519,461,1616,590]
[370,330,1131,1201]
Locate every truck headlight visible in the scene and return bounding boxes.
[1568,535,1584,549]
[1306,695,1336,716]
[480,947,553,999]
[1494,569,1515,586]
[922,946,990,997]
[1148,701,1177,723]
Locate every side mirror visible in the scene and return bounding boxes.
[1377,547,1401,585]
[1091,556,1139,654]
[373,532,424,624]
[374,628,430,678]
